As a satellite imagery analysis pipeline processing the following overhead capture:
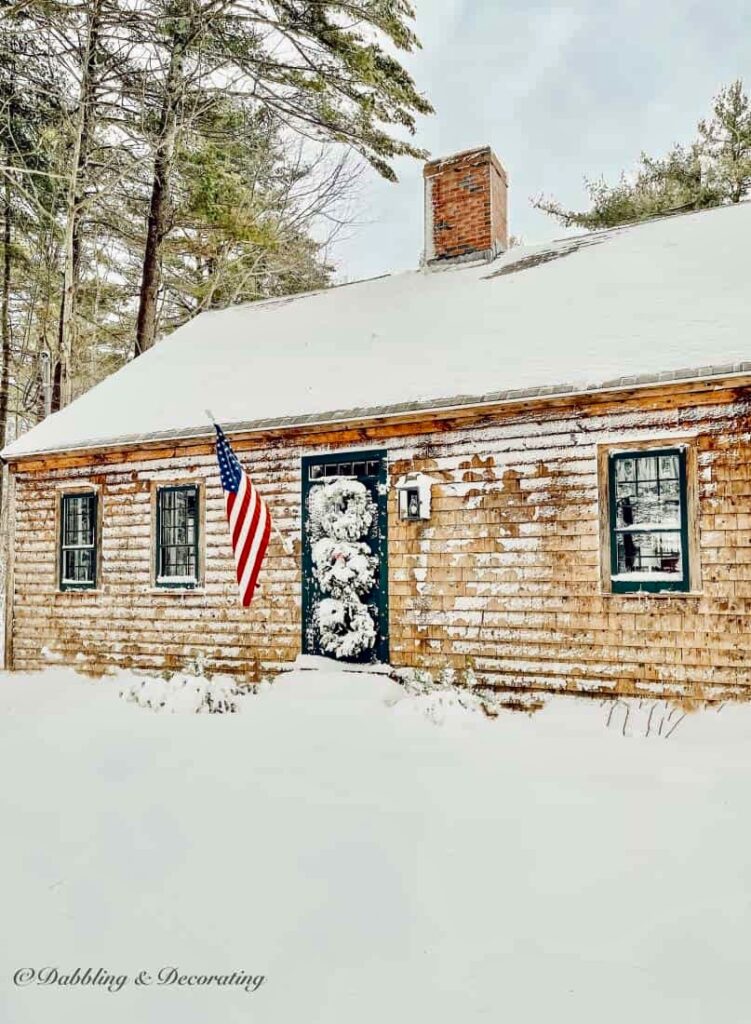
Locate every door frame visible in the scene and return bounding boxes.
[301,449,389,664]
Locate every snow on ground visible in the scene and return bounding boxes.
[1,666,751,1023]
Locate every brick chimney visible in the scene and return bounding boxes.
[423,147,508,265]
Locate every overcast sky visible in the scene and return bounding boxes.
[331,0,751,282]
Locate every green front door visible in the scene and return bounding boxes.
[301,450,389,665]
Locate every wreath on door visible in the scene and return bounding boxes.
[308,478,378,660]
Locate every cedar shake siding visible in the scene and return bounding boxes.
[6,375,751,701]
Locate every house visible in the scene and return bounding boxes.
[2,146,751,700]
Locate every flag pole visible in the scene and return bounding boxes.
[206,410,294,558]
[273,525,295,557]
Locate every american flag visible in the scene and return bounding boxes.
[213,423,271,607]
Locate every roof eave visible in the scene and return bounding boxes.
[4,360,751,465]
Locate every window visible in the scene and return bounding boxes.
[60,492,98,590]
[608,448,689,593]
[156,485,199,587]
[309,460,380,481]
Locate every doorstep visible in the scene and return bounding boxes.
[290,654,394,676]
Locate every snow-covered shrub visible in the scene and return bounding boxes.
[120,674,244,714]
[393,666,436,695]
[395,666,470,693]
[437,665,457,688]
[316,597,376,660]
[311,538,377,598]
[391,667,486,722]
[308,479,375,542]
[392,665,544,719]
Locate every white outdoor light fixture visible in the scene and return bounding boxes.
[395,472,435,521]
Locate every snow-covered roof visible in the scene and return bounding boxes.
[4,202,751,460]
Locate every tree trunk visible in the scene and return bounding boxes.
[134,34,187,357]
[0,176,12,521]
[54,0,102,411]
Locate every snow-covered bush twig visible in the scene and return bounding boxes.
[120,674,245,714]
[605,698,686,738]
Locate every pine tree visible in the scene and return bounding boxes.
[698,79,751,204]
[158,99,354,327]
[0,8,66,514]
[132,0,432,356]
[534,79,751,230]
[5,0,146,409]
[0,0,431,446]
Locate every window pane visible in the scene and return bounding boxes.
[161,545,196,578]
[60,493,96,587]
[158,488,198,580]
[614,455,681,529]
[614,531,683,580]
[636,478,659,499]
[616,490,680,529]
[312,459,380,479]
[611,450,688,587]
[63,548,94,584]
[63,494,95,547]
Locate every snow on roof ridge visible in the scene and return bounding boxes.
[180,269,400,325]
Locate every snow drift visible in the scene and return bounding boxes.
[1,665,750,1023]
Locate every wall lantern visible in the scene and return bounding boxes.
[395,473,435,522]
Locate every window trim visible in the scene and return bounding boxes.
[598,438,701,596]
[154,483,202,590]
[58,490,99,592]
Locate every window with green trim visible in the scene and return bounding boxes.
[60,492,98,590]
[608,448,689,593]
[156,485,199,587]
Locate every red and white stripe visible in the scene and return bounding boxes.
[225,471,271,607]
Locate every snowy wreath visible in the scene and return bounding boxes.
[311,538,377,598]
[308,478,375,542]
[316,597,376,660]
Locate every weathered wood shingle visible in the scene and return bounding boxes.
[8,378,751,701]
